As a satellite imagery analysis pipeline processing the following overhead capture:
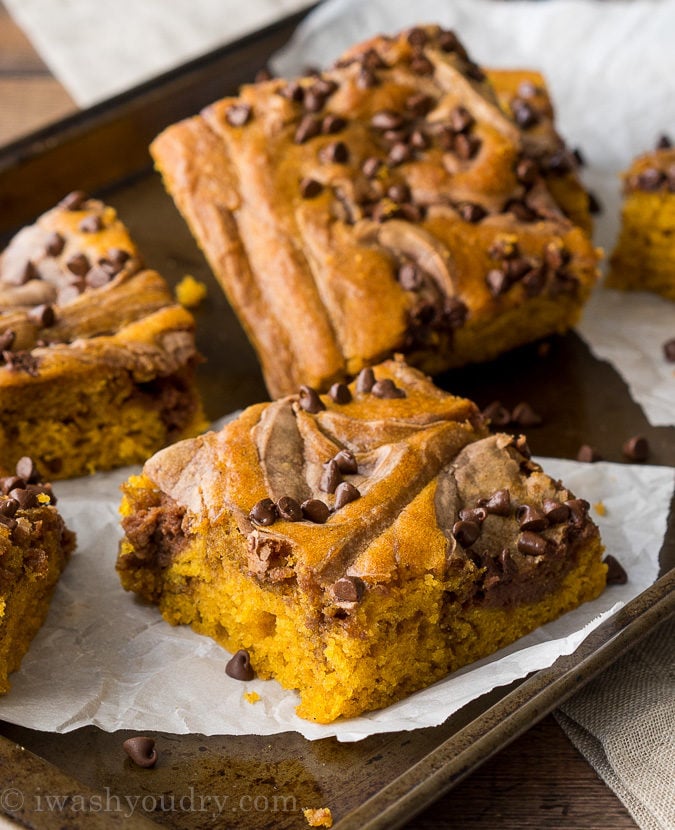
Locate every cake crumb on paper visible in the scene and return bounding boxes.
[303,806,333,827]
[244,691,261,704]
[594,501,607,516]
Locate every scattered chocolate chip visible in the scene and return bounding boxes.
[333,449,358,474]
[355,367,375,393]
[79,214,103,233]
[516,80,539,99]
[362,157,383,178]
[459,507,487,524]
[576,444,602,463]
[622,435,649,462]
[656,134,672,150]
[320,460,342,494]
[298,385,326,414]
[334,482,360,510]
[663,338,675,362]
[294,115,321,144]
[15,456,39,483]
[312,78,338,98]
[277,496,303,522]
[122,737,158,768]
[542,499,571,524]
[59,191,87,211]
[319,141,349,164]
[301,499,330,524]
[300,177,323,199]
[452,519,481,548]
[482,401,511,427]
[485,269,510,297]
[371,378,406,398]
[332,575,366,604]
[328,382,351,404]
[44,231,65,257]
[321,114,346,134]
[249,498,277,526]
[26,304,55,327]
[225,649,255,681]
[517,531,550,557]
[511,402,543,427]
[604,555,628,585]
[457,202,486,223]
[587,190,603,214]
[226,104,252,127]
[66,253,90,277]
[565,498,590,525]
[517,505,549,532]
[480,489,511,516]
[572,147,586,167]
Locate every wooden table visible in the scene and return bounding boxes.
[0,4,640,828]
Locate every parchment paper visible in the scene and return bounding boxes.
[0,456,671,742]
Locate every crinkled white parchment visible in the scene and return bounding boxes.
[0,457,671,742]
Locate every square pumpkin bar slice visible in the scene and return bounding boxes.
[117,360,607,723]
[0,192,207,479]
[151,25,598,397]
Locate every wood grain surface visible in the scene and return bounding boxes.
[0,3,640,828]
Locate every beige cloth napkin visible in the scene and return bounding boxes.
[556,615,675,830]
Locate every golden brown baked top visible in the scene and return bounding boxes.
[623,144,675,193]
[0,192,199,388]
[126,359,599,610]
[152,25,598,397]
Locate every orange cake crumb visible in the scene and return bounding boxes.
[303,807,333,828]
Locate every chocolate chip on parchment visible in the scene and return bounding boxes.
[301,499,330,524]
[328,382,351,404]
[516,505,549,532]
[44,232,65,257]
[334,481,360,510]
[576,444,602,463]
[452,519,481,548]
[511,402,543,427]
[298,385,326,414]
[277,496,303,522]
[517,531,550,557]
[604,555,628,585]
[300,177,323,199]
[320,459,342,494]
[249,498,277,526]
[225,649,255,681]
[332,575,366,603]
[123,737,158,768]
[371,378,406,398]
[656,134,672,149]
[79,214,103,233]
[59,190,87,211]
[355,367,375,393]
[663,338,675,362]
[622,435,649,462]
[226,104,252,127]
[587,190,603,214]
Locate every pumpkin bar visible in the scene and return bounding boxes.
[116,359,607,723]
[151,25,599,398]
[607,139,675,300]
[0,192,207,479]
[0,456,75,694]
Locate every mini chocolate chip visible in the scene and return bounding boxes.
[406,26,428,47]
[16,456,39,483]
[516,158,539,185]
[123,737,158,768]
[333,449,358,474]
[459,507,487,524]
[249,498,277,526]
[362,157,383,178]
[321,459,342,494]
[225,649,255,681]
[371,378,406,399]
[371,110,405,131]
[59,191,87,210]
[604,555,628,585]
[565,498,590,525]
[517,531,550,556]
[280,81,304,102]
[357,68,378,89]
[457,202,486,223]
[398,262,422,290]
[301,499,330,524]
[511,402,543,427]
[465,62,485,82]
[321,114,346,134]
[27,304,55,327]
[546,149,573,175]
[356,367,375,393]
[332,575,366,603]
[410,129,430,150]
[294,115,321,144]
[505,258,533,282]
[449,106,474,133]
[522,267,546,297]
[438,30,462,53]
[588,191,603,214]
[107,247,131,268]
[226,104,252,126]
[636,168,664,191]
[44,232,65,257]
[388,142,412,166]
[319,141,349,164]
[300,177,323,199]
[511,99,539,129]
[303,89,326,113]
[622,435,649,462]
[405,92,434,117]
[542,498,571,524]
[276,496,303,522]
[482,401,511,427]
[576,444,602,463]
[505,199,537,222]
[85,266,113,288]
[454,133,481,160]
[328,382,352,404]
[517,505,549,532]
[66,253,90,277]
[656,134,672,149]
[517,80,539,99]
[387,183,411,203]
[0,476,25,494]
[0,331,15,352]
[254,66,273,82]
[334,482,360,510]
[485,269,510,297]
[312,78,338,98]
[452,519,481,548]
[11,488,40,509]
[663,338,675,362]
[79,214,103,233]
[361,48,387,71]
[0,498,19,517]
[410,55,434,76]
[298,385,326,414]
[480,488,512,516]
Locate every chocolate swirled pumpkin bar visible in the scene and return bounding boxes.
[0,456,75,694]
[0,192,207,479]
[151,25,598,398]
[117,359,607,723]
